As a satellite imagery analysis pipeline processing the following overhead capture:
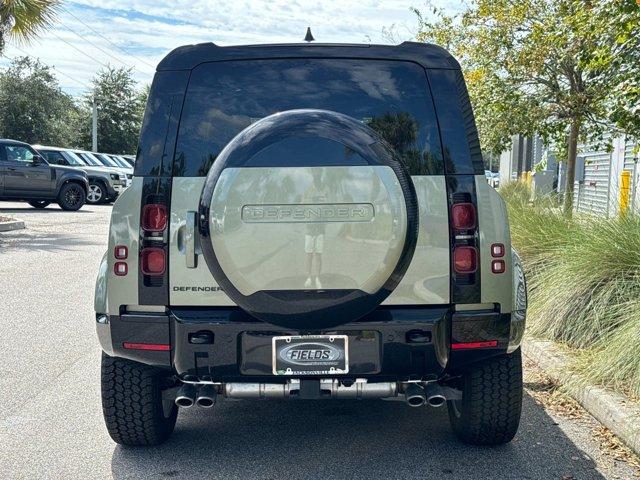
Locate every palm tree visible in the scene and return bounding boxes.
[0,0,60,55]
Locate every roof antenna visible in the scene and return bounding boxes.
[304,27,315,42]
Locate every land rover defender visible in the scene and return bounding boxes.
[95,42,527,447]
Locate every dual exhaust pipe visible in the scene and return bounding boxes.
[174,381,455,408]
[175,384,217,408]
[403,383,447,408]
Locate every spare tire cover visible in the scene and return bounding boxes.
[198,109,418,329]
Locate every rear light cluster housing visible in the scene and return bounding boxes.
[112,203,168,277]
[451,203,478,275]
[140,203,168,277]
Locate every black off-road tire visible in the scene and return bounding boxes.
[447,349,523,445]
[101,353,178,446]
[57,183,86,211]
[28,201,51,209]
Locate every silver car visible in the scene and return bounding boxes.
[34,145,127,204]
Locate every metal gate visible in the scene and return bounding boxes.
[574,137,612,216]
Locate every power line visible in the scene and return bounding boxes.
[62,6,156,69]
[57,20,136,71]
[8,44,94,91]
[47,30,112,71]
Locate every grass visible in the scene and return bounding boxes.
[501,181,640,398]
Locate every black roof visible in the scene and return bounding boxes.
[157,41,460,71]
[0,138,32,147]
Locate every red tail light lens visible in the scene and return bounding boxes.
[453,246,477,273]
[451,340,498,350]
[114,245,128,259]
[123,342,171,351]
[140,248,166,276]
[451,203,476,230]
[114,262,128,276]
[491,259,506,274]
[142,204,168,232]
[491,243,505,257]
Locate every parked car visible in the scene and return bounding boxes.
[492,172,500,188]
[95,41,527,447]
[0,139,87,210]
[72,150,128,202]
[34,146,127,205]
[107,154,133,170]
[93,153,133,186]
[119,155,135,167]
[484,170,499,189]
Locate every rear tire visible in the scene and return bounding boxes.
[101,353,178,446]
[448,349,523,445]
[28,201,51,209]
[57,183,86,211]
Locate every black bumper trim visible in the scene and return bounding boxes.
[104,306,518,378]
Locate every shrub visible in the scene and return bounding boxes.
[502,181,640,397]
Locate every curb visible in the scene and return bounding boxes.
[0,220,25,232]
[523,338,640,456]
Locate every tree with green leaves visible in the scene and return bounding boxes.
[0,0,60,55]
[0,56,80,145]
[414,0,640,214]
[78,66,145,154]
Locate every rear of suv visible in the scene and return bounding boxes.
[95,42,527,447]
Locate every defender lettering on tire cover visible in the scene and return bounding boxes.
[198,109,418,329]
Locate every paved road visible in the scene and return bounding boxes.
[0,201,636,479]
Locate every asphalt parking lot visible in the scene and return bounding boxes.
[0,201,637,480]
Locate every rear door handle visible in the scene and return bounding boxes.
[185,210,197,268]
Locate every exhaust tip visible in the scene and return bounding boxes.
[195,396,215,408]
[407,395,427,407]
[175,396,195,408]
[195,385,217,408]
[427,395,446,407]
[175,384,196,408]
[404,383,427,407]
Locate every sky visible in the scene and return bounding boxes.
[0,0,463,97]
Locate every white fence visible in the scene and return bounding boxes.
[573,134,639,217]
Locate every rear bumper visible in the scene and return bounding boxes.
[97,306,524,381]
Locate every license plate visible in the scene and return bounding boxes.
[272,335,349,375]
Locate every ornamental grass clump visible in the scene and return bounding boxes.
[501,181,640,397]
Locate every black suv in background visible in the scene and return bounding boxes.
[0,139,88,210]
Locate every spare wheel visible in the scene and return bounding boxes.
[198,109,418,329]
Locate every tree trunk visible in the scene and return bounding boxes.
[563,119,581,216]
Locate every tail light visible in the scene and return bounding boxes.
[140,247,166,276]
[142,204,168,232]
[451,203,476,230]
[491,259,506,274]
[451,340,497,350]
[123,342,171,351]
[453,246,477,273]
[114,262,128,276]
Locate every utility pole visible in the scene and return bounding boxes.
[92,96,98,152]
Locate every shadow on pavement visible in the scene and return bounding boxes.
[0,206,104,214]
[0,230,103,253]
[110,393,605,480]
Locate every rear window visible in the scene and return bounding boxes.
[173,59,444,177]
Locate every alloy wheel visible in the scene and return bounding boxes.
[88,184,103,203]
[65,186,82,207]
